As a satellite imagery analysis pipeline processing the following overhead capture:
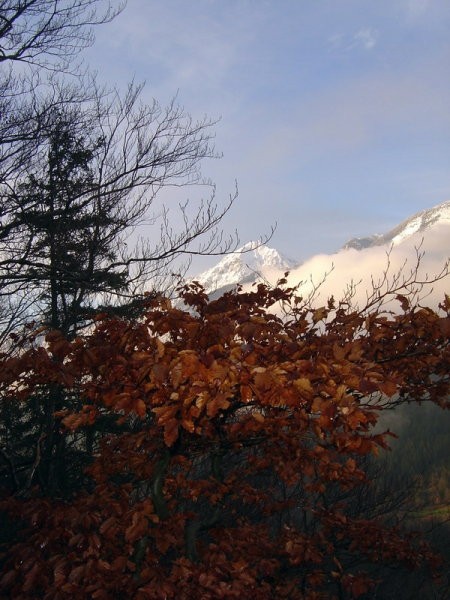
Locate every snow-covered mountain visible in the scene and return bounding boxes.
[191,242,297,296]
[192,200,450,304]
[343,200,450,250]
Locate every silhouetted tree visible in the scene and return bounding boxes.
[0,0,124,69]
[0,91,239,338]
[0,0,247,502]
[0,1,248,341]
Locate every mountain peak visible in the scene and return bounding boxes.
[191,243,296,295]
[190,200,449,299]
[344,200,450,250]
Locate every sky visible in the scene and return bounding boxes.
[84,0,450,271]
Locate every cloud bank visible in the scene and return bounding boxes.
[252,224,450,312]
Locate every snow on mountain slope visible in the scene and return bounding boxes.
[191,242,297,295]
[191,200,450,309]
[343,200,450,250]
[285,200,450,309]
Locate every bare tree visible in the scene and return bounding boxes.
[0,1,260,338]
[0,1,125,186]
[0,0,124,70]
[0,80,246,337]
[0,1,253,500]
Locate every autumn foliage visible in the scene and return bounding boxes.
[0,281,449,599]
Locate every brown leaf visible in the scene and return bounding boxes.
[134,398,147,417]
[163,418,179,446]
[206,394,231,417]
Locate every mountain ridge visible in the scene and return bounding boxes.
[192,200,450,296]
[343,200,450,250]
[191,241,297,296]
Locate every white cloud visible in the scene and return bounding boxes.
[353,28,378,50]
[241,224,450,312]
[328,28,378,52]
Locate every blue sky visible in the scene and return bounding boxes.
[85,0,450,268]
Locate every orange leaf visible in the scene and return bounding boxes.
[206,394,231,417]
[156,338,166,357]
[153,405,178,424]
[125,514,147,543]
[240,384,253,402]
[396,294,410,311]
[252,411,265,423]
[163,418,179,446]
[134,398,147,417]
[378,379,398,397]
[294,377,313,396]
[333,343,347,361]
[170,361,183,389]
[181,418,195,433]
[312,307,327,323]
